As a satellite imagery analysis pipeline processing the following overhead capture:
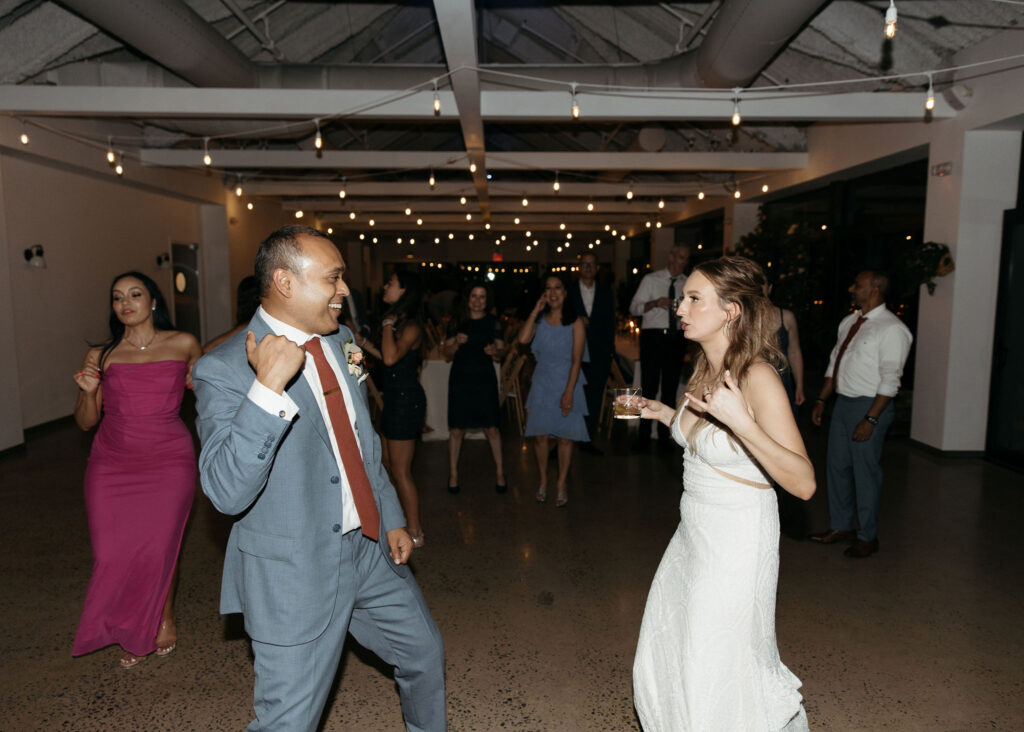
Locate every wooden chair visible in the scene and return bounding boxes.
[501,353,527,435]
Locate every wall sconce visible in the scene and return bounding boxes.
[156,252,171,269]
[23,245,45,269]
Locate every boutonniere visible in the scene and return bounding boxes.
[343,338,368,384]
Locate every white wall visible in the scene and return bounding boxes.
[0,156,25,450]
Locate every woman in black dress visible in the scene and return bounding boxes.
[443,284,508,493]
[360,270,427,547]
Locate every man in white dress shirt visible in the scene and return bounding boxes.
[810,270,913,558]
[628,243,689,449]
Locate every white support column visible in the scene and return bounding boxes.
[199,204,232,342]
[651,227,675,270]
[911,129,1022,451]
[725,201,760,253]
[0,155,25,449]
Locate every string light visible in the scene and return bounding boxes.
[485,223,491,230]
[626,185,634,201]
[570,82,580,119]
[526,230,532,237]
[19,128,28,145]
[247,202,254,210]
[369,218,375,227]
[359,233,365,240]
[553,171,560,192]
[522,196,529,207]
[349,212,356,220]
[925,73,935,111]
[433,80,441,116]
[202,137,212,166]
[469,161,477,173]
[885,0,898,39]
[761,184,769,193]
[604,224,610,231]
[559,223,566,230]
[587,201,594,212]
[731,89,742,126]
[655,221,662,228]
[327,227,333,234]
[428,168,436,189]
[114,153,124,177]
[449,233,454,239]
[417,218,423,225]
[645,221,652,228]
[466,213,472,221]
[295,210,304,219]
[339,179,347,199]
[106,136,115,164]
[514,217,521,225]
[314,119,322,150]
[698,191,705,200]
[468,234,475,240]
[734,189,742,199]
[658,198,665,209]
[405,207,412,216]
[235,183,243,197]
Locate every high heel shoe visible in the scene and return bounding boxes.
[496,480,508,494]
[536,486,547,503]
[555,490,568,508]
[120,652,146,669]
[154,620,176,657]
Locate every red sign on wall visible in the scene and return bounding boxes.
[492,253,504,262]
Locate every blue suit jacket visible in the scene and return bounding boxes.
[193,314,407,646]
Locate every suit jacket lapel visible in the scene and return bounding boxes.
[326,334,375,457]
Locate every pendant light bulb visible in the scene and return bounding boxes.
[731,90,742,126]
[570,82,580,120]
[235,184,243,197]
[522,197,529,207]
[469,161,477,173]
[734,189,741,199]
[106,136,116,164]
[202,137,212,167]
[428,168,436,190]
[626,185,634,201]
[587,201,594,212]
[433,80,441,116]
[884,0,897,39]
[925,74,935,111]
[460,196,467,205]
[19,130,28,145]
[115,153,124,177]
[658,198,665,209]
[553,171,560,193]
[698,191,705,200]
[314,119,322,150]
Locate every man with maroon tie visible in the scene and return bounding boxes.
[193,226,445,730]
[809,270,912,558]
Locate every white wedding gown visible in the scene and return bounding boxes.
[633,407,809,732]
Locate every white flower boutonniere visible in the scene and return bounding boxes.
[343,338,368,384]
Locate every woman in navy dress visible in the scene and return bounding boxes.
[519,271,589,507]
[443,284,508,493]
[360,270,427,547]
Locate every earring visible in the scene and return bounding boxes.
[724,319,731,331]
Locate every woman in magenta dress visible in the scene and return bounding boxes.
[72,271,201,668]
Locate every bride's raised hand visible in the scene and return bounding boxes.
[684,370,754,432]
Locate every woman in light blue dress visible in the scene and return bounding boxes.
[518,271,589,507]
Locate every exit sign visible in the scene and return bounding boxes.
[492,253,503,261]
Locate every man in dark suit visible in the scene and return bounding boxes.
[570,251,616,454]
[193,226,445,731]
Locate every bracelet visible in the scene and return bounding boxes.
[815,398,826,404]
[381,320,395,328]
[864,415,879,425]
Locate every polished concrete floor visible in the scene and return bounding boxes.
[1,412,1022,731]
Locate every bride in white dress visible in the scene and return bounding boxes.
[631,256,816,732]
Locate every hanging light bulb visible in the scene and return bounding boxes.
[656,221,662,229]
[369,218,375,227]
[587,201,594,212]
[106,136,116,164]
[698,191,705,200]
[658,198,665,209]
[925,73,935,111]
[468,233,475,240]
[449,233,454,239]
[417,218,423,226]
[314,119,322,150]
[570,82,580,120]
[485,223,491,230]
[884,0,897,39]
[761,184,769,193]
[460,196,467,205]
[428,168,436,189]
[626,185,634,201]
[247,202,254,210]
[469,161,477,173]
[405,207,412,216]
[235,183,243,197]
[514,217,521,225]
[559,223,566,231]
[349,212,356,220]
[466,213,472,221]
[19,129,28,145]
[731,90,742,126]
[553,171,560,193]
[359,233,365,240]
[433,80,441,116]
[114,153,124,177]
[645,221,652,229]
[295,210,304,219]
[604,224,610,231]
[202,137,212,167]
[734,189,741,199]
[327,227,333,234]
[339,179,347,199]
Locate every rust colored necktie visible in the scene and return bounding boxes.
[832,316,867,382]
[305,338,380,541]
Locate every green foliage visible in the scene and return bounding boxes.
[894,240,955,296]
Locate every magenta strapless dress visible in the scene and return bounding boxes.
[72,361,196,657]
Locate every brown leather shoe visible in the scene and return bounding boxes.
[844,539,879,558]
[808,529,856,544]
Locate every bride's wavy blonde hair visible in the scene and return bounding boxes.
[681,256,786,444]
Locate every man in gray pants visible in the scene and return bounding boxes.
[809,270,913,558]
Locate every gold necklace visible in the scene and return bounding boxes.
[123,331,157,351]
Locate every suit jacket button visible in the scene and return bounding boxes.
[257,452,266,460]
[330,475,340,484]
[278,410,287,418]
[332,523,341,533]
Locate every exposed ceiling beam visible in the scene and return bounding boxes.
[139,149,807,171]
[242,181,726,197]
[434,0,490,217]
[288,198,675,214]
[0,86,955,121]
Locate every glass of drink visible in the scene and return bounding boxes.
[613,387,642,420]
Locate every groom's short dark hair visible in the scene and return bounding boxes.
[254,225,332,298]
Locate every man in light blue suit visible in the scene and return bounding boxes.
[193,226,446,731]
